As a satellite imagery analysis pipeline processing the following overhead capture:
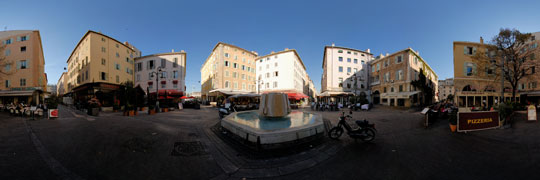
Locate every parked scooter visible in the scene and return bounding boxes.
[328,111,377,142]
[218,103,236,119]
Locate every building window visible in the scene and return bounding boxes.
[20,46,26,52]
[338,77,343,87]
[396,55,402,63]
[19,60,27,69]
[233,63,238,68]
[101,72,107,80]
[339,66,343,72]
[338,50,343,53]
[20,36,27,41]
[361,60,365,64]
[266,72,270,78]
[273,81,278,88]
[101,47,106,53]
[347,67,351,73]
[465,62,476,76]
[136,74,141,82]
[161,83,166,88]
[4,64,11,72]
[377,64,380,71]
[347,51,351,54]
[149,84,153,89]
[274,71,278,77]
[464,46,475,55]
[242,74,246,80]
[116,75,119,83]
[225,71,229,77]
[383,87,387,93]
[4,38,12,44]
[354,68,358,72]
[397,70,403,80]
[347,58,351,63]
[102,58,106,65]
[174,58,178,67]
[225,53,229,58]
[242,65,245,70]
[161,59,166,68]
[399,85,403,92]
[136,63,142,72]
[20,78,26,86]
[173,83,178,88]
[148,60,155,69]
[339,57,343,62]
[115,63,120,70]
[354,59,358,64]
[225,61,229,67]
[265,83,269,88]
[5,80,10,88]
[234,82,238,89]
[4,49,10,56]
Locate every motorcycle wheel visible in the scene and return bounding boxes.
[361,128,376,142]
[328,127,344,140]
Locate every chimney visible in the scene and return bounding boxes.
[284,48,289,50]
[480,36,484,44]
[366,49,370,53]
[171,49,175,52]
[271,51,275,54]
[386,53,389,56]
[416,50,419,54]
[331,43,335,47]
[252,51,258,56]
[380,53,384,58]
[181,50,185,53]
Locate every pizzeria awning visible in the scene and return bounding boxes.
[318,91,354,97]
[0,90,35,96]
[286,92,308,100]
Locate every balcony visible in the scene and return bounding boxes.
[371,81,380,86]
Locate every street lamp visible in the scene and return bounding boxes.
[150,67,163,112]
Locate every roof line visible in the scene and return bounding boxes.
[255,49,307,70]
[66,30,136,63]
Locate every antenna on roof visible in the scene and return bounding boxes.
[4,26,7,31]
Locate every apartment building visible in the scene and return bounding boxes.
[320,44,373,103]
[370,48,438,107]
[56,72,67,96]
[0,30,47,105]
[437,78,454,101]
[256,49,312,103]
[454,34,540,107]
[134,51,186,99]
[201,42,257,102]
[66,30,141,106]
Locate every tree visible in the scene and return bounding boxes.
[446,94,454,102]
[472,28,538,101]
[0,44,16,87]
[411,68,435,105]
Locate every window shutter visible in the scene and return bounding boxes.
[472,63,477,75]
[17,61,21,69]
[17,36,21,41]
[463,62,468,76]
[473,47,477,55]
[464,46,468,55]
[26,60,30,68]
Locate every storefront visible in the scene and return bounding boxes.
[0,87,45,106]
[380,91,420,107]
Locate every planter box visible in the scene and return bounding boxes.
[162,108,169,112]
[101,107,114,112]
[148,109,156,115]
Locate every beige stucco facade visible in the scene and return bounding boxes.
[66,31,141,92]
[437,78,454,101]
[201,42,257,102]
[134,51,186,94]
[0,30,47,105]
[454,34,540,107]
[56,72,67,96]
[370,48,438,107]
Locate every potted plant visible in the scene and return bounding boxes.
[148,104,156,115]
[162,104,169,112]
[449,108,457,132]
[87,98,101,116]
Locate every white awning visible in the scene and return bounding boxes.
[319,91,354,97]
[208,89,255,95]
[0,90,36,97]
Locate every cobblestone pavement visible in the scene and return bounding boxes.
[1,105,540,180]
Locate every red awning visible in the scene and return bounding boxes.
[173,80,178,84]
[286,92,308,100]
[150,89,184,96]
[161,81,167,84]
[148,81,153,85]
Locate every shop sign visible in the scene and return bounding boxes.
[457,111,500,132]
[528,105,537,121]
[49,109,58,118]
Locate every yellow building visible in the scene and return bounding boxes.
[66,30,141,106]
[201,42,257,103]
[0,30,47,105]
[454,34,540,108]
[370,48,438,107]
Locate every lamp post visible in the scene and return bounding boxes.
[150,67,163,112]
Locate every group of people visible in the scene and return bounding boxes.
[0,102,48,117]
[311,101,345,111]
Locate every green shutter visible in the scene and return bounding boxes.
[472,63,477,75]
[464,46,468,55]
[16,61,20,69]
[473,47,477,55]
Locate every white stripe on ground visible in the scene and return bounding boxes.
[23,119,84,180]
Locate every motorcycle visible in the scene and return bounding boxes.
[218,103,236,119]
[328,111,377,142]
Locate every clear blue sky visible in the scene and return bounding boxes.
[2,0,540,93]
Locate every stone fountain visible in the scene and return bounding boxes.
[221,92,324,147]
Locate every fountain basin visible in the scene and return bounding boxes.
[221,110,324,145]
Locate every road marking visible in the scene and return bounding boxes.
[23,119,84,180]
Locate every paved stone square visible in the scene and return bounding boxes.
[1,105,540,180]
